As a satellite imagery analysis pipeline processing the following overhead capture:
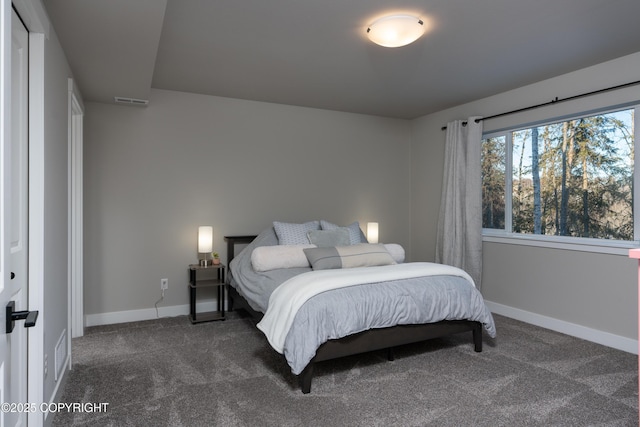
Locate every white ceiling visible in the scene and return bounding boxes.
[44,0,640,119]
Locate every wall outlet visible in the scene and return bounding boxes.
[161,278,168,290]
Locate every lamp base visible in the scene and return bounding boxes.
[199,259,212,267]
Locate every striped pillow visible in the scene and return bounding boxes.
[303,244,395,270]
[273,221,320,245]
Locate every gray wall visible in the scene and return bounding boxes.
[84,89,412,316]
[84,50,640,345]
[411,52,640,341]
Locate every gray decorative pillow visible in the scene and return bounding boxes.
[303,244,396,270]
[307,229,350,248]
[320,220,367,244]
[273,221,320,245]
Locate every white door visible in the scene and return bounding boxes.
[1,9,30,427]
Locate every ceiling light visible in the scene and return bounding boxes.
[366,15,425,48]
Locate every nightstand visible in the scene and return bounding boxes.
[188,263,225,324]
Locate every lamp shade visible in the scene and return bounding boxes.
[367,222,379,244]
[198,226,213,253]
[367,15,424,48]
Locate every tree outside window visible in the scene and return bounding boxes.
[482,107,635,241]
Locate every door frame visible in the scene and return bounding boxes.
[68,78,84,341]
[27,28,45,427]
[11,1,49,426]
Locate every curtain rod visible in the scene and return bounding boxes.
[440,79,640,131]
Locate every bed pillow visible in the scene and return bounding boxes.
[320,220,367,244]
[303,243,396,270]
[383,243,405,263]
[251,244,315,271]
[273,220,320,245]
[307,229,350,247]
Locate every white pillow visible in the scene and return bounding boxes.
[251,245,315,271]
[384,244,405,263]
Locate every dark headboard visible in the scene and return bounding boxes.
[223,235,262,319]
[223,235,257,265]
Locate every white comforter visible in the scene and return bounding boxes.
[256,262,475,353]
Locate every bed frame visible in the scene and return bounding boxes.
[224,235,483,394]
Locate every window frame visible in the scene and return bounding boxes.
[481,103,640,255]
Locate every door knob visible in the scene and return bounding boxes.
[5,301,38,333]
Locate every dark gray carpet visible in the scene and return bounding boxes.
[53,313,638,426]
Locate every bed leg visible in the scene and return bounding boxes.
[472,323,482,352]
[299,363,314,394]
[387,347,395,361]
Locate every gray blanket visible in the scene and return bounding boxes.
[229,228,307,312]
[284,275,495,374]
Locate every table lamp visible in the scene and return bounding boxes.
[198,226,213,266]
[367,222,379,244]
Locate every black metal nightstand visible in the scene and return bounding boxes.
[188,263,225,323]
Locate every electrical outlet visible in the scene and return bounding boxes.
[161,278,168,290]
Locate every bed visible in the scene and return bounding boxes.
[224,221,496,394]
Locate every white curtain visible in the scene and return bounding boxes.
[435,117,483,290]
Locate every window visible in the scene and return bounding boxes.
[482,106,637,245]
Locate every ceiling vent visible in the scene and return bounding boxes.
[114,96,149,107]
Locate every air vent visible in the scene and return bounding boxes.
[114,96,149,107]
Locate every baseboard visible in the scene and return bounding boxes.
[86,299,638,355]
[486,301,638,355]
[85,301,219,327]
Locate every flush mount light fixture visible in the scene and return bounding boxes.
[366,15,425,47]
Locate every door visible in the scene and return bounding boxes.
[1,8,29,427]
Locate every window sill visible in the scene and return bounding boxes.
[482,231,640,256]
